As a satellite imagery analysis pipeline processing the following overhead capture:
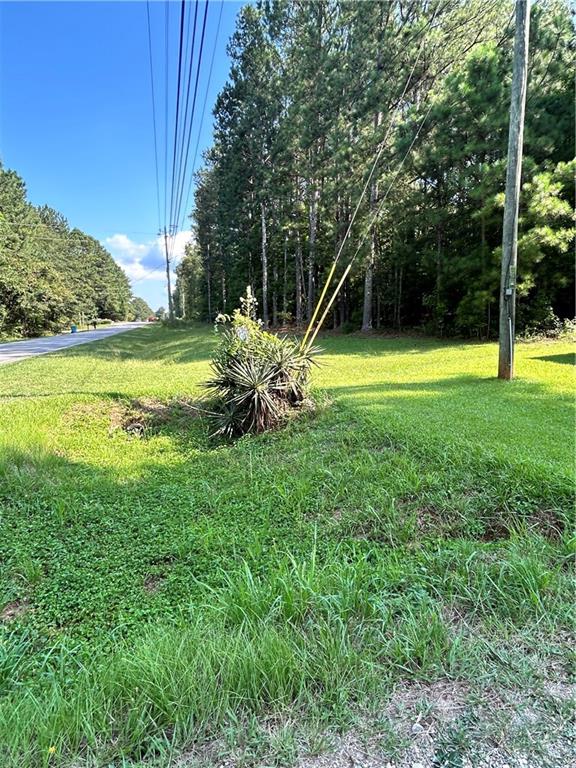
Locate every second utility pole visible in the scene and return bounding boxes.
[163,227,174,322]
[498,0,530,380]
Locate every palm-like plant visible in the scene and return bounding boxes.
[205,291,320,438]
[267,339,319,403]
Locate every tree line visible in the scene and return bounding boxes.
[175,0,574,338]
[0,164,153,338]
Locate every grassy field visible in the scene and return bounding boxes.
[0,325,574,767]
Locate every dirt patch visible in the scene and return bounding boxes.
[111,397,204,438]
[396,498,565,544]
[414,505,445,535]
[479,518,510,542]
[172,678,575,767]
[481,507,565,542]
[382,679,471,727]
[525,508,565,540]
[143,574,166,594]
[66,402,108,419]
[1,599,30,622]
[542,680,575,703]
[295,679,574,768]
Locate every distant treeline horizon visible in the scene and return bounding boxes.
[0,163,153,338]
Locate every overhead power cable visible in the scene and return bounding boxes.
[171,0,200,244]
[168,0,187,237]
[179,0,224,240]
[163,1,170,229]
[171,0,209,261]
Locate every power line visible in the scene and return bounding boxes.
[180,0,223,243]
[145,0,216,308]
[163,1,170,230]
[168,0,187,239]
[172,0,199,242]
[161,0,188,322]
[171,0,222,273]
[167,1,209,273]
[129,262,168,286]
[172,0,209,245]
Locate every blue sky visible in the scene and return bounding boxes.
[0,0,243,310]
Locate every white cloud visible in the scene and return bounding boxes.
[103,231,194,285]
[105,234,149,260]
[116,260,165,282]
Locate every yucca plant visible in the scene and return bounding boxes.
[205,288,319,438]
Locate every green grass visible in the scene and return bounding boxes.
[0,325,574,767]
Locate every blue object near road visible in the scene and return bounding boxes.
[71,324,78,333]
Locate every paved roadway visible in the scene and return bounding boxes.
[0,322,148,365]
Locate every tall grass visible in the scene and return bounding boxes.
[1,538,571,767]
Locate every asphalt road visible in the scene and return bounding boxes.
[0,322,148,365]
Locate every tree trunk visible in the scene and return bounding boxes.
[362,112,382,331]
[396,265,403,331]
[339,285,346,327]
[295,230,303,325]
[481,211,488,339]
[261,201,268,326]
[307,186,319,320]
[282,233,288,317]
[436,222,442,334]
[272,255,278,326]
[206,242,212,320]
[362,246,375,331]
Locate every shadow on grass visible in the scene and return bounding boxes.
[316,332,463,357]
[0,390,128,400]
[328,372,572,403]
[532,353,575,366]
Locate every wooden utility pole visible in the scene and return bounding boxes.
[206,242,212,320]
[498,0,530,379]
[162,228,174,322]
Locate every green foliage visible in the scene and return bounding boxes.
[173,242,203,319]
[176,0,574,338]
[0,164,134,338]
[206,288,318,437]
[128,296,153,321]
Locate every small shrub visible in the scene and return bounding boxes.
[276,311,294,325]
[205,287,319,438]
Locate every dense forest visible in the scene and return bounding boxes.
[0,164,152,338]
[175,0,574,338]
